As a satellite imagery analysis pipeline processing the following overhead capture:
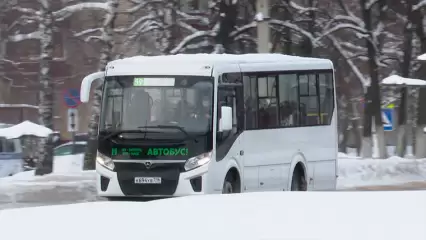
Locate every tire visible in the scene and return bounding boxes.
[291,170,305,191]
[222,176,235,194]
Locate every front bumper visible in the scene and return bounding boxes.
[96,161,209,197]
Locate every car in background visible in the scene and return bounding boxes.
[53,141,87,173]
[0,137,23,177]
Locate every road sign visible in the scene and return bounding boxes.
[63,89,81,108]
[67,108,79,132]
[382,108,393,131]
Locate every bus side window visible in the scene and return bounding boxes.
[278,74,298,127]
[257,75,278,128]
[243,75,257,129]
[319,72,334,125]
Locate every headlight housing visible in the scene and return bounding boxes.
[184,152,211,171]
[96,151,114,171]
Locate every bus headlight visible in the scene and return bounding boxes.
[96,152,114,171]
[184,152,212,171]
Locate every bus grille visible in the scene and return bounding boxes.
[115,162,183,196]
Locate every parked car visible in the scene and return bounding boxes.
[0,137,23,177]
[52,141,87,173]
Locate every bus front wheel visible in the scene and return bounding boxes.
[222,169,241,194]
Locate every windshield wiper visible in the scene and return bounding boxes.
[138,125,198,143]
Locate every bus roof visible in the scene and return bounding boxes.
[109,54,333,67]
[106,54,334,76]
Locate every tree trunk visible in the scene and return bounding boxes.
[412,2,426,158]
[305,0,315,56]
[360,0,386,159]
[338,113,349,153]
[215,0,238,53]
[396,1,413,157]
[350,98,362,156]
[361,87,373,158]
[415,87,426,158]
[396,87,408,157]
[163,0,178,54]
[83,0,118,170]
[35,2,54,176]
[283,0,292,54]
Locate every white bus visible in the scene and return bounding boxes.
[80,54,337,199]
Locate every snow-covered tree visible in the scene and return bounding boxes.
[410,0,426,158]
[118,0,258,54]
[74,0,119,170]
[317,0,403,158]
[10,0,111,175]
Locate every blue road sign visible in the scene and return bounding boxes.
[382,108,393,131]
[63,88,81,108]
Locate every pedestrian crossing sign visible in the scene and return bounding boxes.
[382,108,393,131]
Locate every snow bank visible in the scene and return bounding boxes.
[0,170,97,208]
[1,191,426,240]
[338,154,426,189]
[0,154,425,208]
[381,74,426,86]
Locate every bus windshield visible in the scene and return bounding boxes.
[99,75,214,138]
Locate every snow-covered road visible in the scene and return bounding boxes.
[0,154,426,210]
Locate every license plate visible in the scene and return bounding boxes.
[134,177,162,184]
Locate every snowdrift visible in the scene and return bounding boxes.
[0,191,425,240]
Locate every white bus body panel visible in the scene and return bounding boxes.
[237,62,337,191]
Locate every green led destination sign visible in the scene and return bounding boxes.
[111,147,188,156]
[133,78,144,86]
[133,77,175,87]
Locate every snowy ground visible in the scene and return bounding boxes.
[0,154,426,210]
[0,191,425,240]
[337,153,426,189]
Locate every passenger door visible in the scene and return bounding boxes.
[216,72,254,192]
[256,74,282,191]
[241,74,259,192]
[242,73,283,191]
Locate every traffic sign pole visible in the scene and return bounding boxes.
[67,108,79,154]
[71,110,75,154]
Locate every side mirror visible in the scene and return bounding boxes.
[80,71,105,103]
[218,106,232,132]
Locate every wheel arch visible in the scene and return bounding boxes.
[222,157,242,192]
[287,152,308,191]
